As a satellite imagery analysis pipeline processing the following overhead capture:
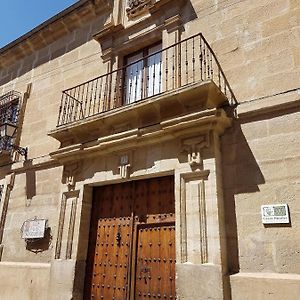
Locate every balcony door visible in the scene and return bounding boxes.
[124,43,162,104]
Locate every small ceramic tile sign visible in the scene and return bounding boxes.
[21,218,47,239]
[261,204,289,224]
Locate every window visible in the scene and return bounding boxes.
[0,100,19,124]
[124,42,162,104]
[0,91,21,152]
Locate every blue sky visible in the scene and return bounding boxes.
[0,0,78,48]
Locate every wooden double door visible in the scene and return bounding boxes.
[84,176,175,299]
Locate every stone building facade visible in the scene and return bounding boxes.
[0,0,299,299]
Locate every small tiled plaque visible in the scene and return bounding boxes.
[261,204,289,224]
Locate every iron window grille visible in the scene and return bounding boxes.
[0,91,22,153]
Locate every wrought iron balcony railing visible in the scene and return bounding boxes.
[57,33,237,127]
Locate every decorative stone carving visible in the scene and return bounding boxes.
[126,0,154,19]
[118,153,131,179]
[181,134,210,169]
[63,162,81,191]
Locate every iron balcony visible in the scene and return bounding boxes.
[57,33,237,127]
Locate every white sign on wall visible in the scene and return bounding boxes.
[21,218,47,239]
[261,204,289,224]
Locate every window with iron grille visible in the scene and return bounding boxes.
[0,91,22,152]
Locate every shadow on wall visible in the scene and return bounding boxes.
[221,118,265,275]
[25,227,52,254]
[222,100,300,275]
[25,166,36,201]
[181,0,198,25]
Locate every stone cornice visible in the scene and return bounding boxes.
[49,108,231,163]
[0,0,111,69]
[238,94,300,122]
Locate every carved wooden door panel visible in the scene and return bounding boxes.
[134,223,175,299]
[84,182,134,299]
[84,176,175,300]
[132,176,175,299]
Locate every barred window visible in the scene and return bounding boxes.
[0,91,22,152]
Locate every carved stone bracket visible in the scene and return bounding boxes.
[181,134,210,169]
[126,0,154,19]
[63,162,81,191]
[118,153,131,179]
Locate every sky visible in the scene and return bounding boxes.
[0,0,78,48]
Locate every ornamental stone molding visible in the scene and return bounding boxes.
[118,153,131,179]
[63,162,81,191]
[126,0,154,19]
[181,134,210,169]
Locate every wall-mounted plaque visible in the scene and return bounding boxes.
[261,204,289,224]
[21,218,47,239]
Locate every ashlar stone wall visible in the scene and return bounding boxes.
[0,0,299,299]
